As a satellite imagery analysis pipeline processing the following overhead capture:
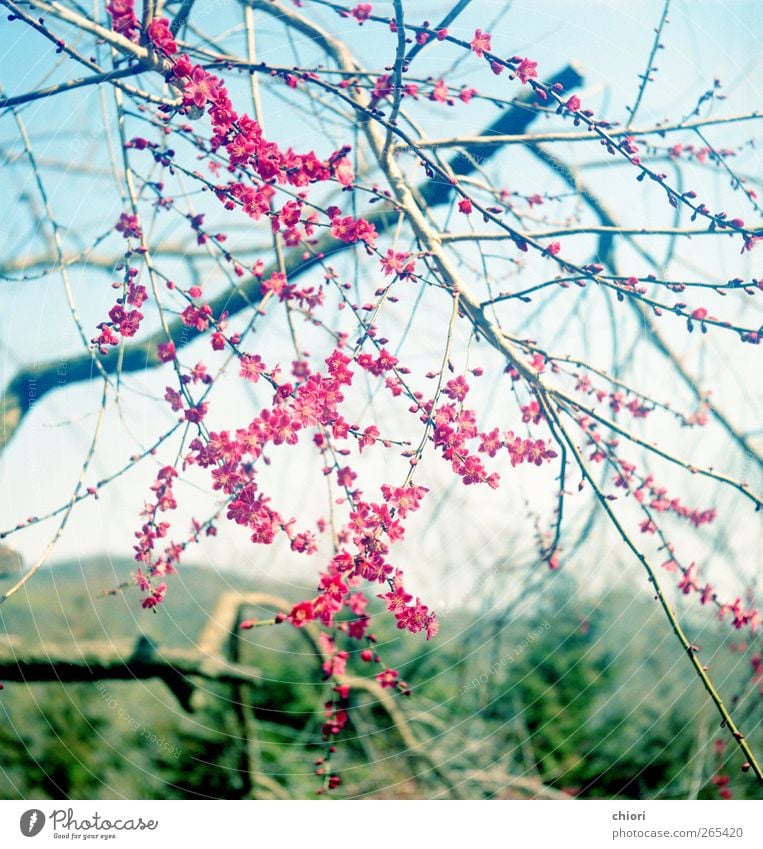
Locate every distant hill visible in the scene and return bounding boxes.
[0,556,312,649]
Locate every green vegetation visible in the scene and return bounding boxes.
[0,559,760,800]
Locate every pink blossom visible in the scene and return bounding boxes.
[239,353,266,383]
[157,341,176,363]
[115,212,141,239]
[443,375,469,401]
[106,0,138,41]
[430,79,450,104]
[287,601,315,628]
[375,668,399,688]
[182,66,221,109]
[381,249,416,279]
[470,28,491,58]
[146,17,178,55]
[350,3,372,23]
[678,564,699,594]
[515,57,538,84]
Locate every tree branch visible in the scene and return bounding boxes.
[0,50,583,452]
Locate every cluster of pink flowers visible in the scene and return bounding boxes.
[666,561,761,633]
[143,21,361,249]
[380,249,416,280]
[574,375,654,420]
[155,343,436,642]
[133,465,184,608]
[418,375,558,488]
[356,347,398,378]
[285,483,436,638]
[629,472,717,528]
[574,416,761,635]
[114,212,141,239]
[180,302,214,332]
[580,417,718,529]
[92,214,148,351]
[427,402,500,488]
[92,265,145,352]
[668,143,735,164]
[106,0,138,41]
[521,400,543,424]
[145,17,177,55]
[368,74,474,106]
[186,392,314,544]
[225,180,275,221]
[104,303,143,339]
[718,597,761,632]
[330,213,377,249]
[503,432,559,468]
[379,569,437,636]
[136,574,167,610]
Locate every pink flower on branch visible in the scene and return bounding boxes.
[350,3,372,23]
[514,57,539,84]
[470,28,492,58]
